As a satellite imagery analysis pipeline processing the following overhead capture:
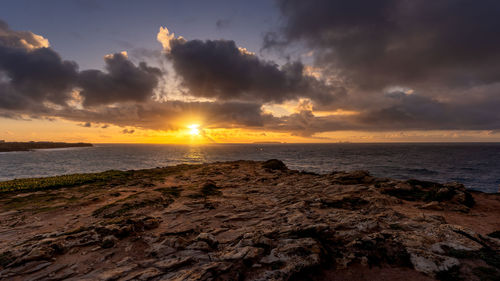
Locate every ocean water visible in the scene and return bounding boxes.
[1,143,499,193]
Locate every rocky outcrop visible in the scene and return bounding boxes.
[262,159,288,171]
[0,160,499,281]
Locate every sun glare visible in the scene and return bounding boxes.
[188,124,200,136]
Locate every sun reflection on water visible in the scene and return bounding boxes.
[183,145,206,163]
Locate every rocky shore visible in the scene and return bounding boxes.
[0,160,499,281]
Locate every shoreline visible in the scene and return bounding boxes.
[0,142,93,152]
[0,160,499,280]
[1,143,499,192]
[1,164,497,194]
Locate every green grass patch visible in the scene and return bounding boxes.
[0,170,131,193]
[0,164,202,194]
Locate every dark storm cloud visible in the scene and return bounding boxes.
[267,0,500,90]
[0,46,78,109]
[267,110,347,137]
[78,52,162,106]
[266,90,500,137]
[0,20,162,113]
[205,101,268,127]
[357,91,500,131]
[3,13,500,138]
[0,21,78,110]
[256,0,500,135]
[0,20,271,133]
[0,46,77,108]
[167,37,344,104]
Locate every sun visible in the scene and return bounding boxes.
[188,124,200,136]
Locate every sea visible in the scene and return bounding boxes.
[1,143,499,193]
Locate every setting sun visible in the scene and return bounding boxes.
[2,2,500,279]
[188,124,200,136]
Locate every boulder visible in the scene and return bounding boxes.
[262,159,287,171]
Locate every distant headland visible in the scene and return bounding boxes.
[0,141,93,152]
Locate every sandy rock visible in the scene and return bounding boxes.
[12,246,54,266]
[195,232,218,248]
[420,201,444,210]
[154,256,193,271]
[430,242,474,254]
[1,160,499,281]
[94,264,138,281]
[123,267,162,280]
[221,245,263,260]
[410,251,460,275]
[186,241,212,251]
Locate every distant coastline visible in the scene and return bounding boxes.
[0,141,93,152]
[252,141,285,144]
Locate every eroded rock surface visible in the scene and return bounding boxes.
[0,160,499,281]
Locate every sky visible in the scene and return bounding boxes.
[1,0,500,143]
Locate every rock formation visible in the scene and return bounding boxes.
[0,160,498,280]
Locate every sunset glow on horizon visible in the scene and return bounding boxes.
[1,1,500,143]
[2,3,500,279]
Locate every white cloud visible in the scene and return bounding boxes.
[156,26,183,53]
[0,21,49,50]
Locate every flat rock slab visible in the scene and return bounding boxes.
[0,160,499,281]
